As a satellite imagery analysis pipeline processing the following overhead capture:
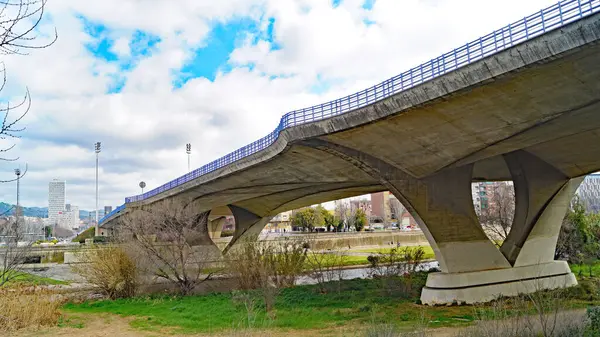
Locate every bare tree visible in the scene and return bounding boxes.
[387,196,404,220]
[226,237,307,314]
[119,200,222,295]
[334,199,349,231]
[0,215,31,286]
[0,0,56,181]
[479,182,515,242]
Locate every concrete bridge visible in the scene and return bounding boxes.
[101,0,600,304]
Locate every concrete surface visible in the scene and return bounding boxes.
[421,261,577,305]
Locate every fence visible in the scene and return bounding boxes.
[100,0,600,224]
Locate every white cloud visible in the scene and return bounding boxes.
[0,0,561,210]
[112,37,131,57]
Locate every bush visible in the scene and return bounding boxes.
[71,246,138,299]
[0,286,62,332]
[226,238,307,313]
[368,246,426,278]
[367,247,427,299]
[588,306,600,332]
[93,236,108,243]
[305,250,347,293]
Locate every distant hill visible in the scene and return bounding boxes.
[0,202,92,219]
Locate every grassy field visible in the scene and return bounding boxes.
[3,272,68,286]
[64,276,482,334]
[63,276,600,335]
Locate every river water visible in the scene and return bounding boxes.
[25,261,440,288]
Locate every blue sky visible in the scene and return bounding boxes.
[80,14,282,92]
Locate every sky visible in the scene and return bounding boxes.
[0,0,560,210]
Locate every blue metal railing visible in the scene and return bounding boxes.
[99,0,600,225]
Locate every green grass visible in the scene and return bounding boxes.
[62,262,600,335]
[3,271,68,286]
[350,246,436,260]
[571,262,600,278]
[64,276,479,334]
[72,227,95,243]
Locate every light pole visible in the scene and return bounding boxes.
[95,142,101,237]
[139,181,146,194]
[186,143,191,172]
[14,168,21,234]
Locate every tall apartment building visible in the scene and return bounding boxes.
[48,180,66,227]
[70,205,80,229]
[370,192,390,221]
[577,173,600,213]
[472,182,491,214]
[471,181,514,215]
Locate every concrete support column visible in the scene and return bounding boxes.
[302,140,580,304]
[423,152,582,304]
[386,166,511,274]
[208,217,225,240]
[301,139,509,274]
[184,210,222,258]
[223,205,272,254]
[501,150,583,266]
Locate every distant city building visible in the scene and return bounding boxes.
[370,192,406,225]
[48,180,66,227]
[104,206,112,216]
[471,181,513,215]
[577,173,600,213]
[56,211,69,229]
[370,192,391,223]
[90,209,106,222]
[264,211,292,233]
[70,205,80,229]
[350,199,371,217]
[400,211,418,229]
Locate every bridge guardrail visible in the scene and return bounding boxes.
[100,0,600,225]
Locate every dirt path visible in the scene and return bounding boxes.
[6,312,464,337]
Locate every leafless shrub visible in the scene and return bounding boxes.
[0,216,32,286]
[0,285,62,332]
[119,200,222,296]
[305,249,347,293]
[367,246,425,278]
[367,246,426,298]
[226,238,307,313]
[71,245,138,299]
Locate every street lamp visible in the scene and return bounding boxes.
[139,181,146,194]
[186,143,191,172]
[14,168,21,230]
[95,142,101,236]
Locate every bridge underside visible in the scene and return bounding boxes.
[103,15,600,304]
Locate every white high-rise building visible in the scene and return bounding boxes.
[70,205,80,229]
[48,180,66,227]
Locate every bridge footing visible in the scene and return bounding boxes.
[420,261,576,305]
